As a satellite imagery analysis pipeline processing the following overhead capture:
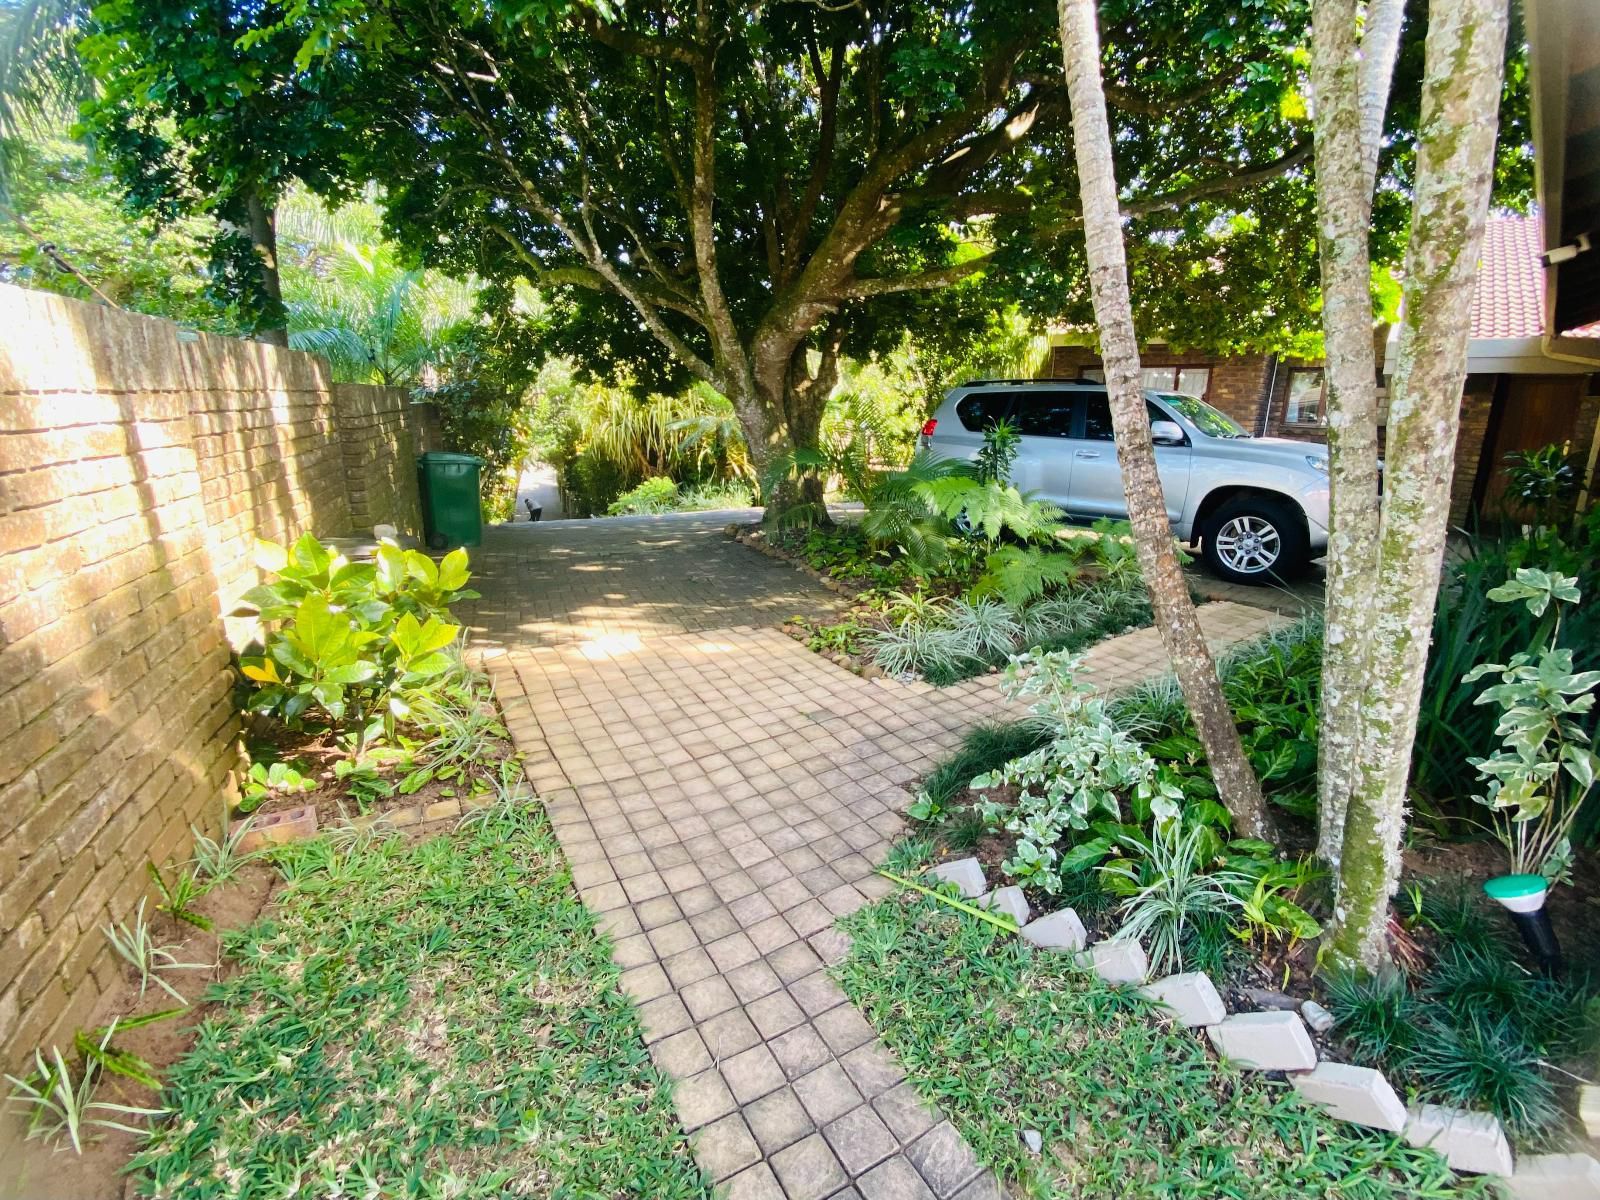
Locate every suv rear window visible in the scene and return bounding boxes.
[954,392,1014,432]
[1012,391,1078,438]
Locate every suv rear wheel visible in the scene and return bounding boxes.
[1199,495,1309,584]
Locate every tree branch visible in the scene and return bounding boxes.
[838,254,994,299]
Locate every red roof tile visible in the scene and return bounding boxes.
[1471,214,1547,339]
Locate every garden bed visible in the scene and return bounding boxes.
[736,521,1165,686]
[901,618,1600,1162]
[834,890,1485,1200]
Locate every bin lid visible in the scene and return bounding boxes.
[418,451,486,466]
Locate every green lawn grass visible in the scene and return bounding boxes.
[132,805,708,1199]
[834,890,1490,1200]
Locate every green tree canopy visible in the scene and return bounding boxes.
[230,0,1335,513]
[75,0,363,339]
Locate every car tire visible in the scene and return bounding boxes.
[1199,495,1309,585]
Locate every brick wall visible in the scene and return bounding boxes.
[0,285,426,1075]
[334,383,427,538]
[1043,344,1274,431]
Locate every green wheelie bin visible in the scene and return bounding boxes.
[417,451,485,549]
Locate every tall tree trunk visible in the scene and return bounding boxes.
[1057,0,1270,839]
[1320,0,1508,970]
[1311,0,1388,865]
[247,191,288,348]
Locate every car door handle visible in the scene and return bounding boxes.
[1075,450,1102,459]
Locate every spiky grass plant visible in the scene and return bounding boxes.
[189,818,262,885]
[4,1027,165,1154]
[1323,968,1420,1065]
[943,598,1021,662]
[1410,1012,1561,1140]
[1106,673,1188,737]
[865,621,973,679]
[1102,823,1250,977]
[1018,592,1092,648]
[103,899,208,1002]
[918,723,1051,815]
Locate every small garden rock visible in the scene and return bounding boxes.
[927,858,987,899]
[1300,1000,1335,1034]
[977,886,1030,927]
[1138,972,1226,1027]
[1289,1062,1406,1132]
[1019,908,1087,951]
[1084,938,1147,986]
[1205,1011,1316,1071]
[1022,1130,1042,1156]
[1241,988,1301,1012]
[1502,1152,1600,1200]
[1402,1104,1514,1176]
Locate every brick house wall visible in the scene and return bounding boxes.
[0,286,429,1075]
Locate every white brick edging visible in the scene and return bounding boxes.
[919,861,1599,1195]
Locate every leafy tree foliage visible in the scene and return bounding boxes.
[76,0,362,339]
[236,0,1349,516]
[0,132,218,322]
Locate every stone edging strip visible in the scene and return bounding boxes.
[921,857,1600,1199]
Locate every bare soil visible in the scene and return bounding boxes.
[2,866,278,1200]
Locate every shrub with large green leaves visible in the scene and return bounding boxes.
[237,535,476,749]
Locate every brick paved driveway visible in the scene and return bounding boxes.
[467,512,1288,1200]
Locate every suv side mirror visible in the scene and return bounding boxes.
[1150,419,1185,446]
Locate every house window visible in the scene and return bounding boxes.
[1284,368,1326,425]
[1139,366,1212,397]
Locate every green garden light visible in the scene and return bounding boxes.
[1483,875,1563,976]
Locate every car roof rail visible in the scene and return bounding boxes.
[957,377,1085,387]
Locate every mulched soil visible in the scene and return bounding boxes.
[244,717,515,830]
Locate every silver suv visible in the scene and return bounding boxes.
[920,380,1330,583]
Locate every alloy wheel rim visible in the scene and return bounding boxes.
[1214,515,1281,574]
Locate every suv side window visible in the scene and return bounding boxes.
[955,392,1014,432]
[1081,393,1182,441]
[1012,391,1077,438]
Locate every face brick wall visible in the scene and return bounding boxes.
[0,285,431,1077]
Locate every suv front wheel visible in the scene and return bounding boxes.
[1199,495,1309,584]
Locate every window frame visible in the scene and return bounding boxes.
[1282,367,1328,427]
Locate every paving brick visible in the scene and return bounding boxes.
[857,1155,937,1200]
[1205,1011,1316,1071]
[840,1042,906,1099]
[1502,1152,1600,1199]
[694,1113,761,1181]
[1403,1103,1514,1176]
[926,858,986,898]
[700,1008,763,1060]
[793,1061,865,1126]
[905,1122,982,1198]
[650,1029,712,1079]
[975,886,1029,926]
[814,1002,876,1055]
[824,1104,898,1175]
[745,1085,814,1155]
[1291,1062,1406,1132]
[722,1163,786,1200]
[771,1023,833,1080]
[1138,972,1227,1027]
[1019,908,1087,952]
[721,1044,786,1104]
[770,1133,849,1200]
[747,989,806,1040]
[1084,938,1148,985]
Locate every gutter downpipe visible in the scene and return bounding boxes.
[1259,354,1280,437]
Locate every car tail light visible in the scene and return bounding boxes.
[920,418,938,437]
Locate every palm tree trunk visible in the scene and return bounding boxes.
[1057,0,1270,839]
